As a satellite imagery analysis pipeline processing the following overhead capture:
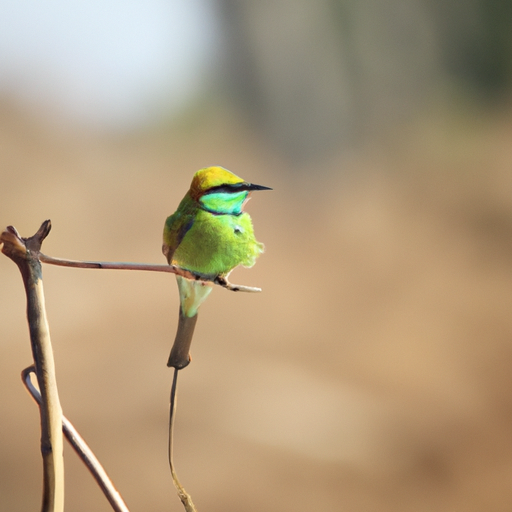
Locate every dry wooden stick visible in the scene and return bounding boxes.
[1,221,64,512]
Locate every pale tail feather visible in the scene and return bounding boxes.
[168,276,213,369]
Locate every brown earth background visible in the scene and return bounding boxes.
[2,99,512,512]
[2,4,512,510]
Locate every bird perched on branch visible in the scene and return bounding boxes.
[163,166,271,369]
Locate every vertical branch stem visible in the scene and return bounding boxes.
[1,222,64,512]
[28,261,65,512]
[169,368,197,512]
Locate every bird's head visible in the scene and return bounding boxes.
[190,166,271,215]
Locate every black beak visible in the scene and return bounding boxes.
[205,182,273,195]
[242,182,272,192]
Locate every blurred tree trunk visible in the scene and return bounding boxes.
[216,0,440,163]
[430,0,512,97]
[216,0,512,163]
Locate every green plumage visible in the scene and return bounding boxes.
[163,166,270,369]
[164,204,263,278]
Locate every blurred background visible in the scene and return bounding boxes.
[2,1,512,510]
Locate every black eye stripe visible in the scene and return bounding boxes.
[204,183,246,195]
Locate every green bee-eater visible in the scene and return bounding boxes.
[162,166,271,369]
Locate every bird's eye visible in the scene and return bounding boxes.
[234,225,243,234]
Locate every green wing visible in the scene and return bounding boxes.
[163,210,194,264]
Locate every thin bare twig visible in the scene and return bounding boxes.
[39,253,262,293]
[168,368,197,512]
[1,221,64,512]
[22,367,130,512]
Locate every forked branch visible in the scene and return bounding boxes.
[1,220,257,512]
[22,367,130,512]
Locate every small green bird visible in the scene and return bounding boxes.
[163,166,271,369]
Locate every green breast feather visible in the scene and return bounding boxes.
[165,208,264,277]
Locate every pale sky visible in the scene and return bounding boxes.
[0,0,220,129]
